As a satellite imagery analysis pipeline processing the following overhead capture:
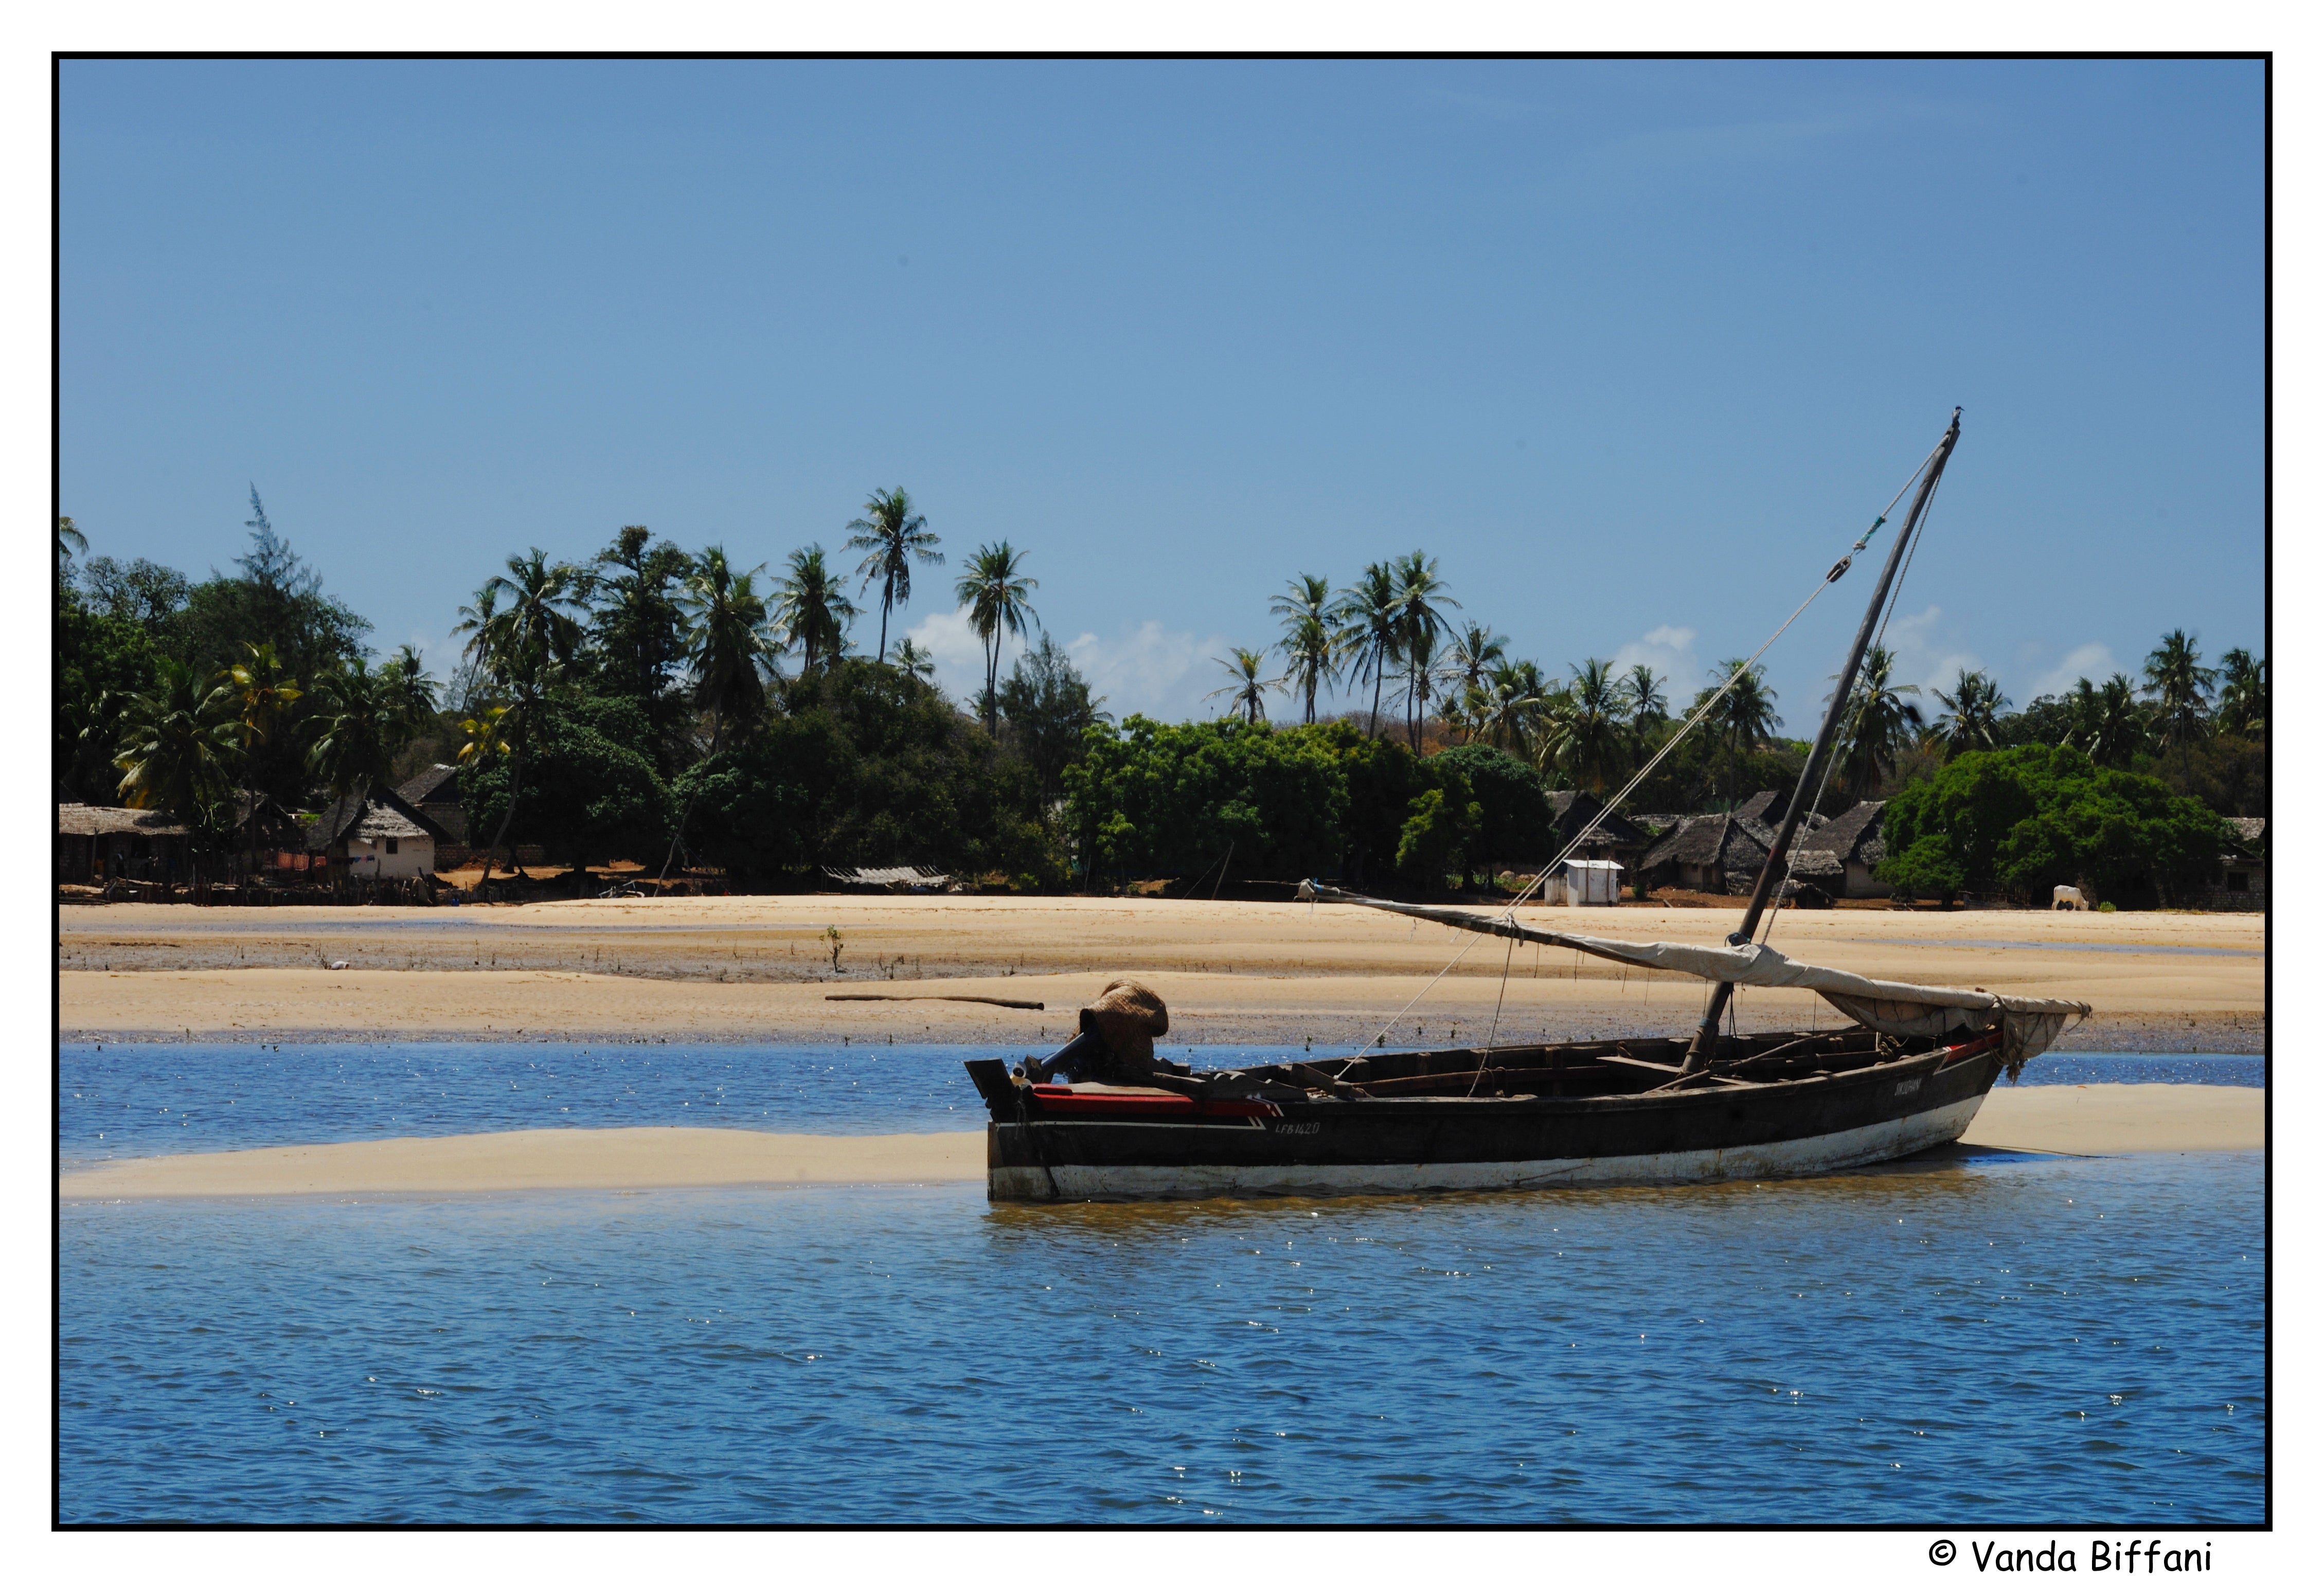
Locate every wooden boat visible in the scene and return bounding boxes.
[967,409,2089,1201]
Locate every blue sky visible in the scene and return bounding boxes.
[60,58,2264,729]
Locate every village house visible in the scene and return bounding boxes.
[1787,800,1891,900]
[1544,790,1650,871]
[1636,813,1774,895]
[307,785,458,881]
[2204,817,2266,911]
[396,764,471,862]
[55,803,190,886]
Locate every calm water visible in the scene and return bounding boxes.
[58,1041,2265,1164]
[57,1042,2267,1524]
[61,1155,2263,1523]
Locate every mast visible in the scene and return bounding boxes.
[1681,408,1961,1073]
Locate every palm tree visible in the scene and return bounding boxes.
[1479,658,1550,758]
[1831,645,1923,802]
[845,488,943,663]
[1927,668,2010,758]
[1701,659,1781,804]
[57,515,86,580]
[2141,629,2218,759]
[113,659,240,851]
[2216,648,2266,742]
[1330,562,1404,739]
[452,549,589,884]
[889,637,937,686]
[1446,623,1508,700]
[306,658,399,804]
[771,545,859,675]
[1270,573,1340,725]
[954,541,1039,733]
[1206,648,1283,725]
[2083,673,2148,767]
[380,644,440,741]
[214,641,302,876]
[683,547,777,751]
[1546,658,1625,794]
[1620,664,1667,769]
[1391,551,1459,750]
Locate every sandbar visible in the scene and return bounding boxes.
[58,1084,2258,1200]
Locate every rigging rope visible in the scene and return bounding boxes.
[1350,441,1947,1066]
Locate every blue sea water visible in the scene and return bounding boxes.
[57,1041,2265,1164]
[57,1042,2268,1524]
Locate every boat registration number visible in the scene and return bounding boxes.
[1273,1121,1322,1136]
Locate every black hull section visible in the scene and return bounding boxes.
[968,1037,2008,1201]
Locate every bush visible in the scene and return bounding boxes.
[1878,744,2226,907]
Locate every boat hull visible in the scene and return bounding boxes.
[979,1040,2005,1202]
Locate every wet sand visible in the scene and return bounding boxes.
[55,1085,2260,1200]
[58,895,2265,1052]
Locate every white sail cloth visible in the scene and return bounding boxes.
[1297,884,2090,1067]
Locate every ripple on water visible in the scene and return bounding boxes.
[59,1149,2262,1523]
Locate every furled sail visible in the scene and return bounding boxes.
[1296,883,2089,1069]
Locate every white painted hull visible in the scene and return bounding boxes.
[989,1093,1987,1201]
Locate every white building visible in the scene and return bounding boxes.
[1546,858,1624,906]
[342,804,435,879]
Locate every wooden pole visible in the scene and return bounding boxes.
[1682,410,1961,1073]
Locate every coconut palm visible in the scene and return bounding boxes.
[380,644,440,739]
[1927,668,2010,759]
[1330,562,1405,739]
[1446,623,1508,700]
[112,659,240,836]
[2141,629,2217,757]
[1207,647,1284,725]
[845,488,943,663]
[1700,659,1781,804]
[1391,551,1459,750]
[1619,664,1667,769]
[955,541,1039,733]
[2216,648,2266,742]
[306,658,400,803]
[1270,573,1341,725]
[214,641,302,875]
[890,637,937,685]
[771,544,859,676]
[682,547,777,750]
[57,515,85,579]
[2082,673,2148,767]
[1479,659,1551,758]
[452,549,590,884]
[1544,658,1625,794]
[1831,645,1923,802]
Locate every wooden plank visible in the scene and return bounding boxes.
[826,994,1046,1010]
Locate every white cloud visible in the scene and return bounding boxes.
[2027,642,2117,702]
[1879,605,1984,701]
[1612,624,1699,688]
[897,607,1030,704]
[1065,620,1238,723]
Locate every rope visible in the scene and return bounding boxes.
[1761,455,1947,950]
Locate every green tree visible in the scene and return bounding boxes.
[1432,743,1550,885]
[215,641,302,869]
[2141,629,2217,757]
[305,657,398,803]
[1271,573,1342,725]
[997,634,1107,802]
[57,515,85,578]
[1620,663,1668,769]
[453,548,589,882]
[1064,716,1350,886]
[380,645,441,741]
[1927,668,2009,759]
[2215,647,2265,742]
[1546,658,1626,794]
[1391,550,1459,749]
[2081,674,2149,768]
[1879,744,2225,906]
[1698,658,1781,805]
[112,659,240,839]
[845,487,943,663]
[461,696,674,877]
[56,587,161,801]
[955,540,1039,733]
[772,544,859,675]
[80,554,191,634]
[584,526,694,764]
[1207,647,1283,725]
[890,637,937,684]
[176,489,370,683]
[1833,644,1923,802]
[682,547,777,753]
[1330,562,1404,739]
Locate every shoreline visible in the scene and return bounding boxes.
[57,1085,2264,1200]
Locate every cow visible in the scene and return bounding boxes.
[2053,884,2089,911]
